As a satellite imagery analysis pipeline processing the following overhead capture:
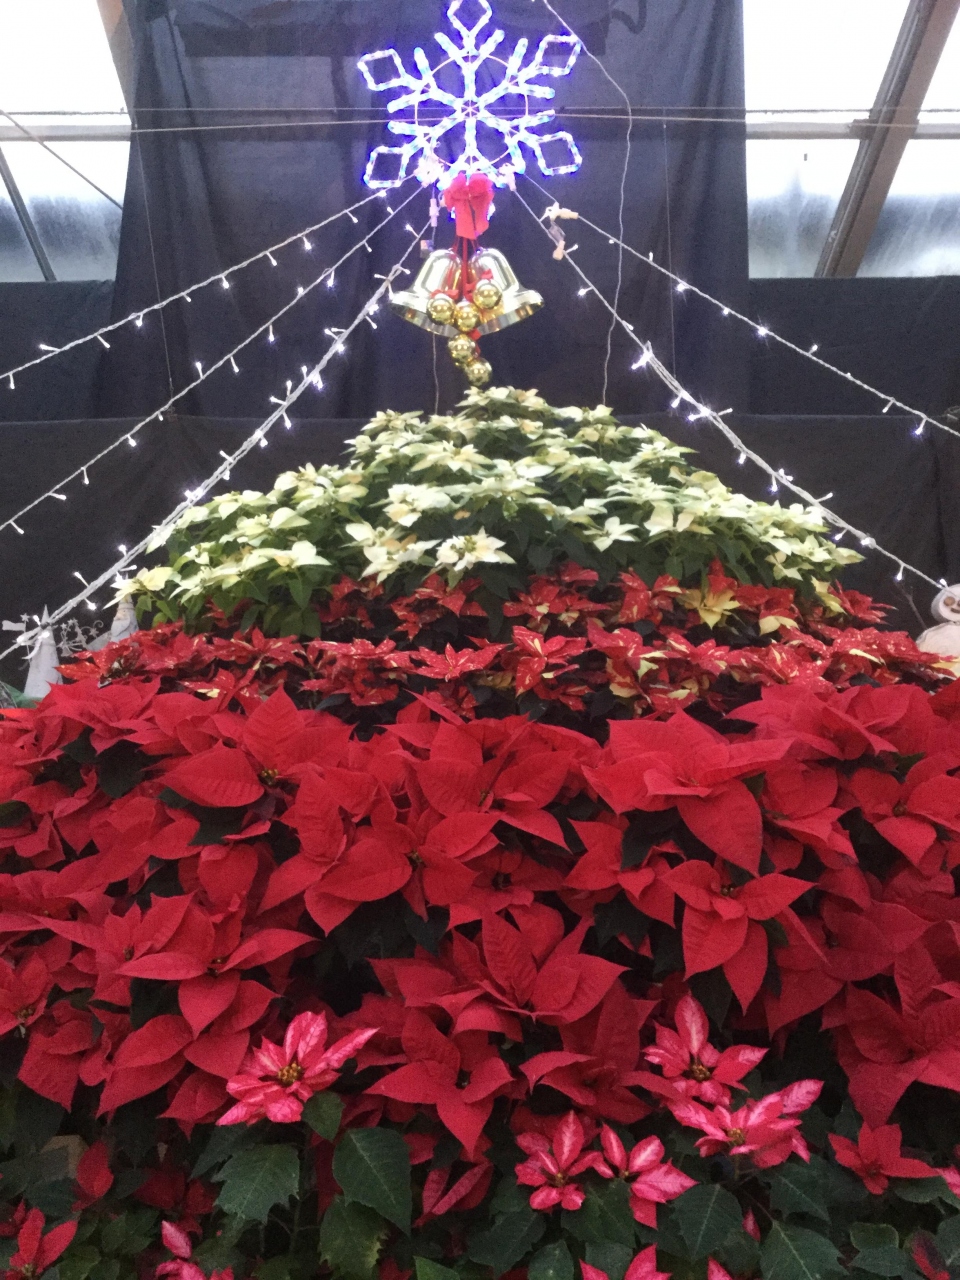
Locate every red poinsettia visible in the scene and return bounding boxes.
[72,1141,113,1210]
[663,862,810,1011]
[366,1011,514,1158]
[3,1209,76,1280]
[585,712,792,873]
[521,983,655,1124]
[830,1123,937,1194]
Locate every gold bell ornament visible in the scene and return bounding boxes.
[448,334,479,364]
[388,173,543,387]
[464,357,493,386]
[453,298,482,332]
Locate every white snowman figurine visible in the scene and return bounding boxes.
[918,584,960,668]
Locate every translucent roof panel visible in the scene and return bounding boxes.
[0,181,43,282]
[744,0,910,123]
[748,139,860,277]
[920,9,960,119]
[0,0,126,116]
[1,141,127,280]
[860,140,960,276]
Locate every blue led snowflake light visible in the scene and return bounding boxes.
[358,0,582,190]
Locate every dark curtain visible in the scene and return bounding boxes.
[0,283,113,422]
[750,278,960,417]
[93,0,749,421]
[1,409,955,686]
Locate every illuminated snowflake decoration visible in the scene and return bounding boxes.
[358,0,582,190]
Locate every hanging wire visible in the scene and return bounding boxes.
[537,0,632,404]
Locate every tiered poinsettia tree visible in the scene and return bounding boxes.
[2,386,960,1280]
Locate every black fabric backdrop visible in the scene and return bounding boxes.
[90,0,748,421]
[0,284,113,423]
[750,278,960,418]
[8,278,960,422]
[1,409,954,686]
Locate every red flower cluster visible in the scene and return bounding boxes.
[1,563,959,1275]
[62,565,948,728]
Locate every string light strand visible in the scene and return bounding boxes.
[0,185,424,539]
[524,174,960,446]
[0,186,404,387]
[513,187,942,592]
[0,217,431,666]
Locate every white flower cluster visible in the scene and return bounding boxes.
[126,387,860,612]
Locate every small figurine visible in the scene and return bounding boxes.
[918,584,960,667]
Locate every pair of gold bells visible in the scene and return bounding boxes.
[390,246,543,386]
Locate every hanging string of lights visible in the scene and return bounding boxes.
[0,186,405,391]
[0,186,424,540]
[0,214,432,666]
[522,174,960,446]
[513,186,942,593]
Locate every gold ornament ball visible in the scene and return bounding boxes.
[448,335,478,364]
[453,299,482,332]
[473,280,503,311]
[464,357,493,386]
[426,294,456,326]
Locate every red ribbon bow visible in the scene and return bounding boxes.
[443,173,495,240]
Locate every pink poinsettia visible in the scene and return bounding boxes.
[515,1111,612,1211]
[639,992,766,1104]
[581,1245,674,1280]
[598,1127,697,1226]
[156,1221,233,1280]
[670,1080,822,1169]
[218,1012,377,1125]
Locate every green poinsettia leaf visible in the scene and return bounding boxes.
[528,1241,575,1280]
[214,1144,300,1223]
[467,1208,546,1276]
[333,1128,412,1234]
[673,1183,743,1260]
[761,1224,844,1280]
[319,1198,386,1280]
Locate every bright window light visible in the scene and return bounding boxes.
[0,0,126,118]
[921,9,960,119]
[0,1,129,281]
[744,0,909,122]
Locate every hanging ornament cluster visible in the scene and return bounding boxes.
[361,0,577,384]
[390,173,542,386]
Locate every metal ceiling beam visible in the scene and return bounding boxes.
[0,148,56,281]
[747,119,960,140]
[96,0,137,113]
[815,0,960,278]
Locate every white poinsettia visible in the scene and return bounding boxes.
[130,565,175,593]
[134,386,863,619]
[383,484,455,526]
[588,517,640,551]
[410,441,488,475]
[435,529,514,572]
